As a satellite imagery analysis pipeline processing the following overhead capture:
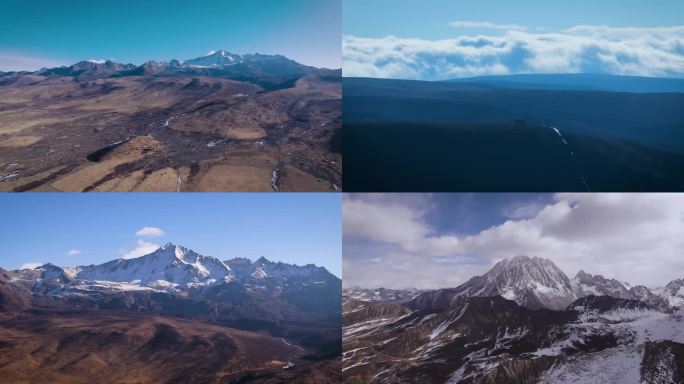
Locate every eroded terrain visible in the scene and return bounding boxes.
[0,73,341,191]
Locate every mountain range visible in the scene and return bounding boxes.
[343,255,684,383]
[1,244,342,383]
[3,49,336,89]
[407,255,673,312]
[6,243,341,321]
[0,50,342,192]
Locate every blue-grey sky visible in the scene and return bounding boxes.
[344,0,684,38]
[0,193,341,277]
[0,0,341,71]
[343,0,684,79]
[343,193,684,289]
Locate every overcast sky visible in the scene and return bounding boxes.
[343,0,684,79]
[343,193,684,289]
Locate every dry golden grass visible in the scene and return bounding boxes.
[135,167,180,191]
[0,166,66,191]
[91,170,146,191]
[0,112,79,135]
[0,135,41,147]
[280,164,331,192]
[194,163,273,191]
[50,135,162,191]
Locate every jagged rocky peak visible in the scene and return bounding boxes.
[71,60,134,72]
[224,257,253,267]
[37,263,72,283]
[254,256,271,265]
[478,255,582,310]
[573,269,670,310]
[573,269,632,298]
[75,243,233,287]
[664,278,684,296]
[183,49,244,67]
[408,255,582,311]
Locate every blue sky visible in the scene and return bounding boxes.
[0,193,341,277]
[343,0,684,80]
[344,0,684,38]
[343,193,684,289]
[0,0,341,71]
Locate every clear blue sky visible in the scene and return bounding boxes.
[0,0,341,70]
[0,193,342,277]
[344,0,684,38]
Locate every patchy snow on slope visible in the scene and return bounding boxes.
[539,345,642,384]
[533,308,684,358]
[430,303,469,340]
[343,318,396,338]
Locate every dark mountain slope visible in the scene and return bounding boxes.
[344,77,684,154]
[344,121,684,192]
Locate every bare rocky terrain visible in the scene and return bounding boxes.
[0,52,341,192]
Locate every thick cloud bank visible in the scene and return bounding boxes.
[343,194,684,289]
[342,25,684,80]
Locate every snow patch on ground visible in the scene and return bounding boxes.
[539,345,642,384]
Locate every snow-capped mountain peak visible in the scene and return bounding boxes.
[481,255,582,309]
[76,244,233,288]
[573,269,670,310]
[573,269,632,298]
[37,263,72,283]
[664,278,684,296]
[656,278,684,307]
[409,255,582,311]
[183,49,242,67]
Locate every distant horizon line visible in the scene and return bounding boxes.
[342,72,684,81]
[0,49,342,72]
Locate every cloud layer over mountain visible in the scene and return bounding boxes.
[343,194,684,289]
[342,24,684,80]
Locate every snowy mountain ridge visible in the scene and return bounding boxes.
[572,269,671,310]
[405,255,681,312]
[14,243,336,292]
[76,243,233,288]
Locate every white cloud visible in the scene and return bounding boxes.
[117,227,165,259]
[121,239,160,260]
[0,51,66,72]
[87,59,106,64]
[66,249,81,256]
[343,195,459,256]
[342,24,684,80]
[135,226,165,237]
[20,262,42,270]
[344,194,684,289]
[450,20,526,31]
